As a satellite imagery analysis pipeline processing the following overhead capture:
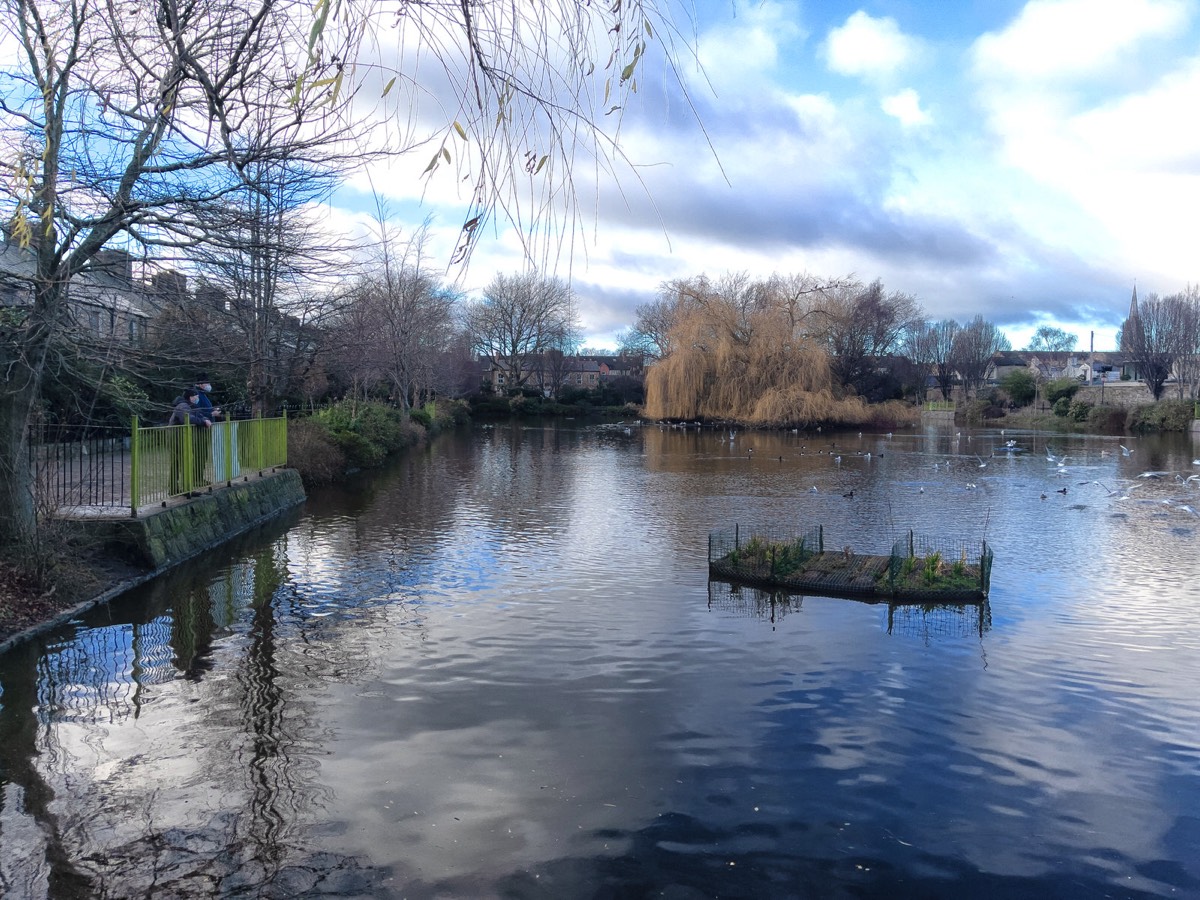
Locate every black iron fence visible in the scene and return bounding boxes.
[31,424,131,511]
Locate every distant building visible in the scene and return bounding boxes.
[0,229,178,345]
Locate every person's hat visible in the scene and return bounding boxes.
[184,385,199,398]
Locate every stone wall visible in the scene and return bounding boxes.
[1074,382,1156,408]
[70,469,306,570]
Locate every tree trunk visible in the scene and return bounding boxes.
[0,373,39,547]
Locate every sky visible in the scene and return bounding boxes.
[327,0,1200,353]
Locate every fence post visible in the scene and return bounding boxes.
[909,529,914,558]
[223,419,234,485]
[129,416,139,517]
[256,413,265,474]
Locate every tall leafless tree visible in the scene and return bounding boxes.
[817,278,920,397]
[465,272,576,391]
[1122,291,1194,401]
[341,228,460,412]
[951,315,1011,398]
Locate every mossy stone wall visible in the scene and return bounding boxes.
[72,470,306,570]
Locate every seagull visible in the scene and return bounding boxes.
[810,485,819,493]
[975,456,988,468]
[834,455,842,465]
[1120,445,1133,457]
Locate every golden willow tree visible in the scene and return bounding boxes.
[643,274,915,427]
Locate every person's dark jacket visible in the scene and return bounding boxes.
[193,385,219,420]
[168,396,209,426]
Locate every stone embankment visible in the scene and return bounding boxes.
[0,470,305,652]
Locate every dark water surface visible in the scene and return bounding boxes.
[3,421,1200,898]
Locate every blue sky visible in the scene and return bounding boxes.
[329,0,1200,352]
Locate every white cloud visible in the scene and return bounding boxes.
[823,11,917,80]
[881,89,931,127]
[968,2,1200,299]
[694,1,805,98]
[972,0,1191,82]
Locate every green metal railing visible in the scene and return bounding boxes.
[923,400,956,411]
[130,414,288,514]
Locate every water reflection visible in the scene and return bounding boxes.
[1,421,1199,897]
[706,579,992,642]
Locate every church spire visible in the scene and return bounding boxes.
[1129,283,1138,319]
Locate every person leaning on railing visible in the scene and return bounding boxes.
[168,386,212,497]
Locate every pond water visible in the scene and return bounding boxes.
[2,421,1199,899]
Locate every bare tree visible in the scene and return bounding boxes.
[153,140,353,415]
[951,315,1011,398]
[1026,325,1077,354]
[0,0,370,545]
[928,319,961,401]
[1165,286,1200,400]
[620,296,679,362]
[1122,291,1193,401]
[343,228,460,413]
[465,272,577,391]
[817,278,921,397]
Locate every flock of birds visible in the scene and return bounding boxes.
[701,425,1200,518]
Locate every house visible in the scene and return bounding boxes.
[482,353,646,396]
[1,231,167,344]
[986,351,1028,383]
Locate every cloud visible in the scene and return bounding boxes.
[881,89,931,127]
[972,0,1190,82]
[823,11,918,80]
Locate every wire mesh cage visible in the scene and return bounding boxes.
[706,579,802,622]
[708,525,991,601]
[887,531,992,599]
[886,601,992,640]
[708,525,824,582]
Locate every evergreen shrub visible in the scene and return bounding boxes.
[1128,400,1195,432]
